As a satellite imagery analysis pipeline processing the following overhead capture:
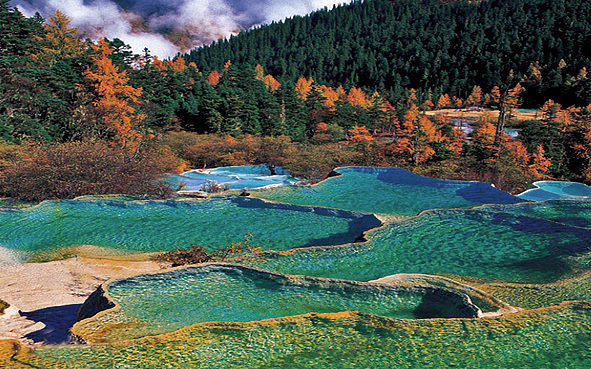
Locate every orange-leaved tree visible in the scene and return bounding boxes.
[295,76,314,99]
[85,38,144,152]
[529,144,552,179]
[348,125,374,143]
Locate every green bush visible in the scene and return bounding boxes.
[0,299,9,315]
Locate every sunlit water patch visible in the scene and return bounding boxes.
[72,264,479,343]
[518,181,591,201]
[0,197,380,262]
[253,166,523,215]
[11,302,590,368]
[480,200,591,228]
[257,209,591,284]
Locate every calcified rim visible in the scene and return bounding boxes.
[70,301,591,348]
[70,262,493,344]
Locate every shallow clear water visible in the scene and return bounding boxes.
[518,181,591,201]
[25,302,591,369]
[257,209,591,284]
[481,200,591,229]
[74,264,477,342]
[0,197,380,262]
[254,167,523,215]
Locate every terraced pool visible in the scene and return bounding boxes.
[253,166,523,215]
[9,302,591,368]
[0,196,380,262]
[257,209,591,284]
[3,166,591,369]
[72,264,480,343]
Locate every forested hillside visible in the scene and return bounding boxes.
[186,0,591,108]
[2,0,591,201]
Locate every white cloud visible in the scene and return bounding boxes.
[10,0,349,58]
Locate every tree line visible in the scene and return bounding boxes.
[186,0,591,109]
[1,0,591,202]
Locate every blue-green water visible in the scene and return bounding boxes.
[480,200,591,229]
[0,197,380,262]
[26,302,591,369]
[254,167,523,215]
[257,209,591,284]
[518,181,591,201]
[3,166,591,368]
[76,264,477,343]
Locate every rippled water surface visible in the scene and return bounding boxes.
[24,303,591,369]
[257,209,591,284]
[74,265,477,343]
[0,197,380,261]
[254,167,523,215]
[481,200,591,229]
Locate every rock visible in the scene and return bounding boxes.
[177,190,208,198]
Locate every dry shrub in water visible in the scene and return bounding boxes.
[152,235,264,267]
[0,140,184,201]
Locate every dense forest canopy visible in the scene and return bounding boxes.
[186,0,591,108]
[1,0,591,201]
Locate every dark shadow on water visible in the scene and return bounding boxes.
[230,196,382,247]
[554,217,591,228]
[463,211,591,252]
[370,167,523,205]
[508,255,575,280]
[23,304,82,345]
[456,182,524,204]
[413,289,480,319]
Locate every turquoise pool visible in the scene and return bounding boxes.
[254,167,523,216]
[518,181,591,201]
[0,196,380,262]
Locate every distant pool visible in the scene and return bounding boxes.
[168,165,298,191]
[481,200,591,229]
[254,166,523,216]
[518,181,591,201]
[257,208,591,284]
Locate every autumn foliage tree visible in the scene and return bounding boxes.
[529,144,552,178]
[30,10,84,66]
[348,125,373,143]
[490,83,523,147]
[85,39,144,151]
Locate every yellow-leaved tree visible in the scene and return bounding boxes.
[85,39,144,152]
[31,10,84,66]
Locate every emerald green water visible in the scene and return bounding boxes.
[482,274,591,309]
[74,264,477,343]
[4,166,591,368]
[257,209,591,284]
[481,200,591,229]
[253,167,523,215]
[24,303,591,368]
[0,197,380,262]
